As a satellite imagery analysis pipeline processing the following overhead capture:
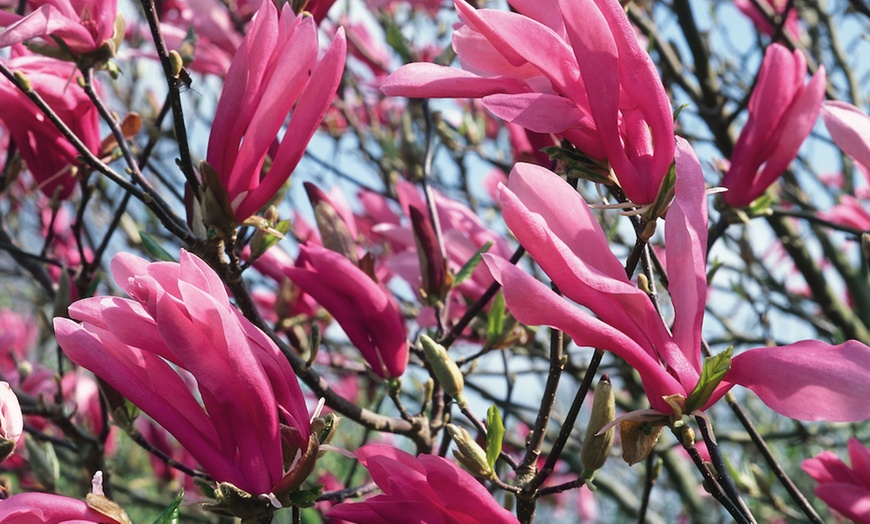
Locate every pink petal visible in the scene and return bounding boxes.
[814,483,870,523]
[381,62,529,98]
[821,100,870,176]
[726,340,870,422]
[665,137,708,375]
[482,92,589,133]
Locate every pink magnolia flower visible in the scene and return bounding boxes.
[205,1,346,223]
[280,243,409,379]
[734,0,800,40]
[327,444,519,523]
[820,100,870,177]
[722,43,826,207]
[53,250,312,497]
[818,195,870,231]
[0,381,23,458]
[802,438,870,522]
[0,0,118,55]
[381,0,675,205]
[0,492,124,523]
[484,144,870,422]
[0,53,100,199]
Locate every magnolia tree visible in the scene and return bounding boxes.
[0,0,868,522]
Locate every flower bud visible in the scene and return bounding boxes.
[305,182,358,264]
[581,375,615,477]
[0,382,22,463]
[419,334,465,407]
[409,205,450,306]
[447,424,495,481]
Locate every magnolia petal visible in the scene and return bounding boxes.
[821,100,870,175]
[381,63,528,99]
[483,92,587,133]
[726,340,870,422]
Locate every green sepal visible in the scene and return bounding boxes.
[140,232,176,262]
[485,404,505,469]
[453,241,493,287]
[486,291,506,345]
[152,491,184,524]
[685,346,733,414]
[284,485,322,509]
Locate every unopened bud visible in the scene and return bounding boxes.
[419,334,465,406]
[168,50,185,78]
[409,205,449,306]
[305,182,358,264]
[447,424,495,480]
[0,382,22,463]
[581,375,615,476]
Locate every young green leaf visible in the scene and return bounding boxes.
[454,241,493,286]
[685,346,733,414]
[485,404,505,469]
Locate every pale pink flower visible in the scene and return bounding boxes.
[722,44,825,207]
[802,438,870,522]
[327,444,519,523]
[54,250,312,497]
[0,53,100,199]
[382,0,675,205]
[206,1,346,222]
[0,0,118,55]
[485,142,870,422]
[0,381,23,453]
[818,195,870,231]
[820,100,870,178]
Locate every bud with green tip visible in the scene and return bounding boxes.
[419,334,466,408]
[447,424,495,481]
[581,375,616,478]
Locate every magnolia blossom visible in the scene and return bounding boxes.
[820,100,870,176]
[280,243,409,379]
[802,438,870,522]
[327,444,519,523]
[54,251,312,498]
[0,382,23,458]
[0,0,118,55]
[0,492,124,523]
[382,0,675,205]
[722,43,825,207]
[205,1,346,222]
[484,145,870,422]
[0,53,100,199]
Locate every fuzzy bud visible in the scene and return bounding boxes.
[447,424,495,480]
[581,375,615,477]
[419,334,465,407]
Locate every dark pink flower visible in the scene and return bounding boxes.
[54,250,312,497]
[327,444,519,523]
[0,0,118,55]
[206,1,346,222]
[722,43,825,207]
[382,0,675,205]
[280,244,409,379]
[734,0,800,40]
[484,142,870,421]
[0,492,124,523]
[802,438,870,522]
[0,53,100,199]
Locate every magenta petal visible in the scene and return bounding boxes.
[666,137,708,374]
[0,492,123,523]
[381,63,529,98]
[482,92,588,133]
[727,340,870,422]
[814,483,870,523]
[484,254,685,413]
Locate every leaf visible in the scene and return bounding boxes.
[486,291,506,345]
[453,241,493,286]
[685,346,733,414]
[152,491,183,524]
[140,232,176,262]
[485,404,505,469]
